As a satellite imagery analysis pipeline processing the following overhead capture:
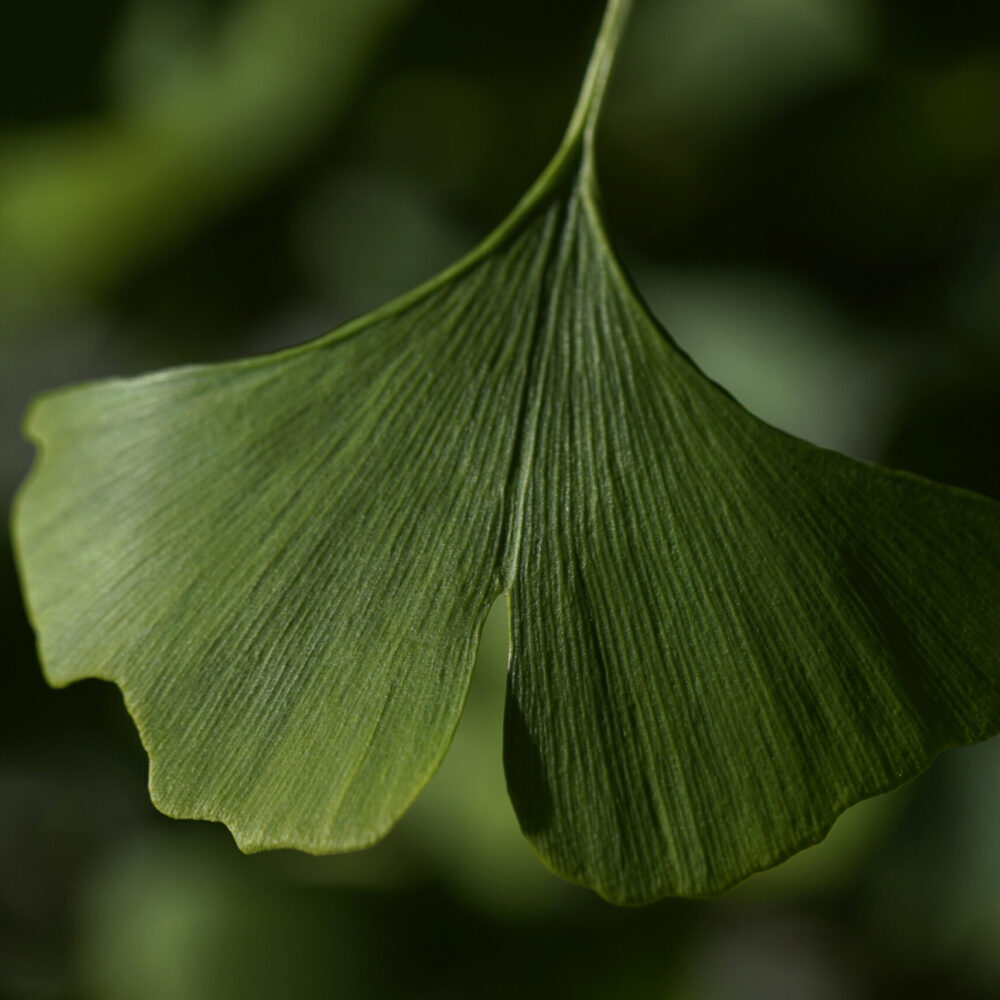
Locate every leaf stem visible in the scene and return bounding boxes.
[386,0,633,267]
[563,0,633,150]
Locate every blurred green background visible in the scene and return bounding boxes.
[2,0,1000,997]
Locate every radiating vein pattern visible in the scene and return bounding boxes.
[16,200,568,851]
[502,192,1000,901]
[13,161,1000,901]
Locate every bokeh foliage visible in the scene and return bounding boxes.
[2,0,1000,996]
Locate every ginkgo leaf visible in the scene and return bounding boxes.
[12,0,1000,904]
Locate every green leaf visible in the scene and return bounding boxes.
[0,0,413,333]
[12,0,1000,903]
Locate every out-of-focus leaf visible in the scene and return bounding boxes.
[862,737,1000,986]
[13,0,1000,903]
[638,268,901,457]
[292,168,473,318]
[80,833,351,1000]
[612,0,873,137]
[0,0,413,329]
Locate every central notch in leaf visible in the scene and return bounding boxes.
[12,0,1000,904]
